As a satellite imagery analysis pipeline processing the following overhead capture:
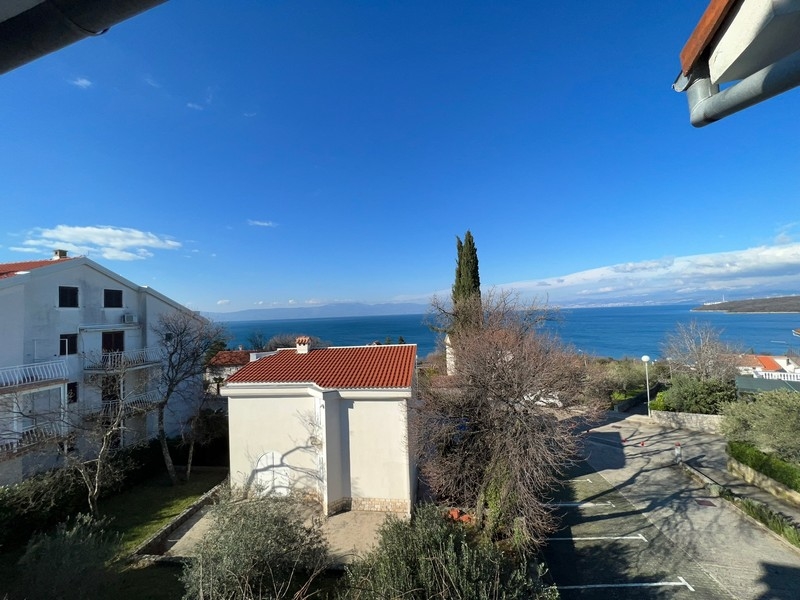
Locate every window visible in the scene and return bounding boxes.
[67,382,78,404]
[59,334,78,355]
[58,286,78,308]
[104,289,123,308]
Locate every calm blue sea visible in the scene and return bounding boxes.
[220,305,800,360]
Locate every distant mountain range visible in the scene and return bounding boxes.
[203,302,429,322]
[693,295,800,313]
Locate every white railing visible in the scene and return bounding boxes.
[83,347,163,371]
[0,422,62,455]
[0,360,68,389]
[125,390,162,412]
[754,371,800,382]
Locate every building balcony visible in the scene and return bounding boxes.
[0,360,68,393]
[83,347,163,372]
[124,389,162,412]
[0,422,63,456]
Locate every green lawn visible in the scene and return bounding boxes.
[1,469,226,600]
[103,469,226,555]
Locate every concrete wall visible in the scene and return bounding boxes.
[650,410,723,434]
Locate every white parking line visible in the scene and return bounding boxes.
[549,501,615,508]
[549,533,648,542]
[558,576,694,592]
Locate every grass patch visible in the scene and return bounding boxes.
[732,496,800,550]
[727,441,800,493]
[102,469,226,555]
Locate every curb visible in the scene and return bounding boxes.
[677,462,800,555]
[128,480,227,562]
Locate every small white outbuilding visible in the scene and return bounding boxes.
[222,339,417,516]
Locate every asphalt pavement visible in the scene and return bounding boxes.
[543,411,800,599]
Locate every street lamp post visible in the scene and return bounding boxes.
[641,355,651,417]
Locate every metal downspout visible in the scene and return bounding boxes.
[678,47,800,127]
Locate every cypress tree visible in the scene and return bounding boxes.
[452,230,481,332]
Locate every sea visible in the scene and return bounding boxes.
[219,305,800,361]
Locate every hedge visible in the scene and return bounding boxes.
[727,441,800,493]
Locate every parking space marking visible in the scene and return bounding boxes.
[549,533,648,542]
[558,576,695,592]
[549,501,615,508]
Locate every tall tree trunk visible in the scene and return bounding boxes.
[158,404,179,485]
[185,438,195,481]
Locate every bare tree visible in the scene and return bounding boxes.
[414,290,599,548]
[153,311,227,485]
[660,320,740,382]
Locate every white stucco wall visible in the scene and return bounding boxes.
[227,388,320,495]
[344,394,410,504]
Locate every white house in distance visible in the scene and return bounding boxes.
[223,337,417,516]
[0,250,199,484]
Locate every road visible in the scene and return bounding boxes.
[542,416,800,599]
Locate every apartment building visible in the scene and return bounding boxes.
[0,250,198,484]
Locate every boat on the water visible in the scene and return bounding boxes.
[793,328,800,337]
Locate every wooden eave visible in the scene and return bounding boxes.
[680,0,740,76]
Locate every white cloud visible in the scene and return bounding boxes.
[217,299,231,306]
[247,219,277,228]
[15,225,180,261]
[70,77,92,89]
[243,112,257,118]
[504,243,800,306]
[187,102,204,111]
[144,76,161,88]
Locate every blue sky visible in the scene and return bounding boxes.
[2,1,800,313]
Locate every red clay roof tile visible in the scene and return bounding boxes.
[227,344,416,389]
[0,258,74,279]
[208,350,252,367]
[756,355,782,371]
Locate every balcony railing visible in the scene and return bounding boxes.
[125,390,162,412]
[0,422,62,455]
[0,360,68,390]
[753,371,800,382]
[83,347,163,371]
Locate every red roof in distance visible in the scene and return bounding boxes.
[227,344,417,389]
[208,350,253,367]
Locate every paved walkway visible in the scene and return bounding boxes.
[162,504,396,567]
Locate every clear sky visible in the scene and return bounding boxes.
[2,1,800,313]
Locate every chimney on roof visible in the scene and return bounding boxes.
[296,336,311,354]
[53,249,68,260]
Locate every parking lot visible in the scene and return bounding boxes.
[543,460,725,599]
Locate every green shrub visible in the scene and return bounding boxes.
[727,441,800,492]
[649,391,668,412]
[0,467,84,550]
[181,491,328,600]
[13,514,120,600]
[722,389,800,464]
[339,504,556,600]
[659,376,736,414]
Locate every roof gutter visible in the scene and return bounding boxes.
[674,40,800,128]
[0,0,167,76]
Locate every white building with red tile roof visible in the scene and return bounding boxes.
[223,340,417,515]
[0,250,200,484]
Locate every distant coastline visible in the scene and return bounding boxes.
[693,295,800,313]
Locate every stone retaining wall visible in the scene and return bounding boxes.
[728,457,800,508]
[650,410,723,434]
[328,496,410,514]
